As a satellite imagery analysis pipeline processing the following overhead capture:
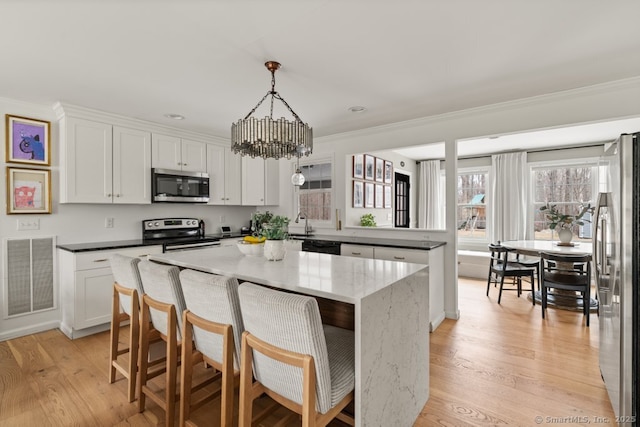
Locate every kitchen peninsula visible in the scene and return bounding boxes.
[149,245,430,427]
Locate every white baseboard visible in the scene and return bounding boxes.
[429,311,446,332]
[0,320,60,342]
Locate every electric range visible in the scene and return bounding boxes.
[142,218,221,252]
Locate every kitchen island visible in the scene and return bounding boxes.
[149,245,430,427]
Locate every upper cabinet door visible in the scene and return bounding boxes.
[151,133,181,170]
[242,157,266,205]
[112,126,152,204]
[207,144,226,205]
[61,117,113,203]
[225,149,242,205]
[180,139,207,172]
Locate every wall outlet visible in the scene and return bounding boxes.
[17,218,40,231]
[387,213,392,221]
[219,215,226,223]
[105,217,114,228]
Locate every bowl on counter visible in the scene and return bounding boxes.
[237,241,264,257]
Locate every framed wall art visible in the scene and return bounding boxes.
[375,184,383,208]
[353,154,364,179]
[364,154,375,180]
[375,157,384,182]
[364,182,374,208]
[6,167,51,214]
[384,185,392,208]
[6,115,51,166]
[384,160,393,184]
[353,180,364,207]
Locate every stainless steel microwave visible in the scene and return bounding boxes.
[151,168,209,203]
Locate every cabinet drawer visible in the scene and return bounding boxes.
[374,247,428,264]
[341,244,374,258]
[75,245,162,270]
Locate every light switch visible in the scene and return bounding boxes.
[17,218,40,230]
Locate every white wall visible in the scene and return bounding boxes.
[0,97,258,339]
[277,76,640,321]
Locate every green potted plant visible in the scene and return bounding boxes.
[260,214,290,260]
[251,211,274,237]
[360,213,376,227]
[539,202,594,243]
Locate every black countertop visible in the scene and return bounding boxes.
[57,232,445,253]
[291,234,445,250]
[57,232,246,253]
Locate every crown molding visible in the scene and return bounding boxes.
[52,102,229,145]
[317,76,640,144]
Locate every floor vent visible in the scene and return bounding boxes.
[4,237,56,317]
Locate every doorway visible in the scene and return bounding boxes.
[395,172,410,228]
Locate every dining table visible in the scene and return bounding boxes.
[500,239,597,312]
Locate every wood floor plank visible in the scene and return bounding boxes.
[0,277,616,426]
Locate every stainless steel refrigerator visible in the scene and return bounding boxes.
[594,132,638,425]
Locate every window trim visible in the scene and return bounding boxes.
[528,157,600,241]
[292,153,335,228]
[456,166,491,246]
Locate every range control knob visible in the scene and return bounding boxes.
[154,222,159,227]
[147,222,154,228]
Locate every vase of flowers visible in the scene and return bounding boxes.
[260,214,290,261]
[539,202,594,244]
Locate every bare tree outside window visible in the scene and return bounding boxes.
[532,165,595,241]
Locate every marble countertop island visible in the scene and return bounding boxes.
[149,245,430,427]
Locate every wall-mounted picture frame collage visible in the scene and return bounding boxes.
[5,114,52,214]
[351,153,393,209]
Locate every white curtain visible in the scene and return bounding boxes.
[418,160,445,229]
[489,152,528,243]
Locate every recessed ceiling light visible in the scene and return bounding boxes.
[164,113,185,120]
[348,106,367,113]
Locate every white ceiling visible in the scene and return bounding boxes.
[2,1,640,149]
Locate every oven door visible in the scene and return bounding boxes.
[152,168,209,203]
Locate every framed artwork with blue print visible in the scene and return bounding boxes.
[6,114,51,166]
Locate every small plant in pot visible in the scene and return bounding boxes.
[251,211,274,237]
[260,214,290,261]
[360,213,376,227]
[539,202,594,244]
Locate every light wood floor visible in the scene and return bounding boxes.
[0,278,615,426]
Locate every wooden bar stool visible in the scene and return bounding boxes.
[237,283,355,427]
[108,254,144,402]
[178,269,245,427]
[137,260,187,426]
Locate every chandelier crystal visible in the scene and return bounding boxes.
[231,61,313,159]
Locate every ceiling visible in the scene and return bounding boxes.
[2,1,640,150]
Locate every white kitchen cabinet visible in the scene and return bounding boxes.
[58,245,162,339]
[341,243,375,258]
[152,133,207,172]
[241,157,279,206]
[59,117,151,204]
[207,144,242,205]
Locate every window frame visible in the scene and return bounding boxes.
[528,157,600,241]
[293,153,335,229]
[456,166,490,246]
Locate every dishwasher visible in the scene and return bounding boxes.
[301,239,342,255]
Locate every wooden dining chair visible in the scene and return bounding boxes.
[540,252,592,326]
[487,243,536,305]
[237,282,355,427]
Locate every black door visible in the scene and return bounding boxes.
[395,172,410,228]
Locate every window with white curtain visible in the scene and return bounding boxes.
[296,157,333,225]
[530,161,598,241]
[457,167,489,240]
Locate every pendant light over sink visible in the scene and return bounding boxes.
[231,61,313,160]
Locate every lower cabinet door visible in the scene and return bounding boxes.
[74,267,113,329]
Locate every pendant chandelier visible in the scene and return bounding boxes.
[231,61,313,160]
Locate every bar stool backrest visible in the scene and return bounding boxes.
[109,254,144,316]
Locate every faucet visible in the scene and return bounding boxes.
[295,211,312,235]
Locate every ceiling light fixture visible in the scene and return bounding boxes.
[231,61,313,160]
[164,113,185,120]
